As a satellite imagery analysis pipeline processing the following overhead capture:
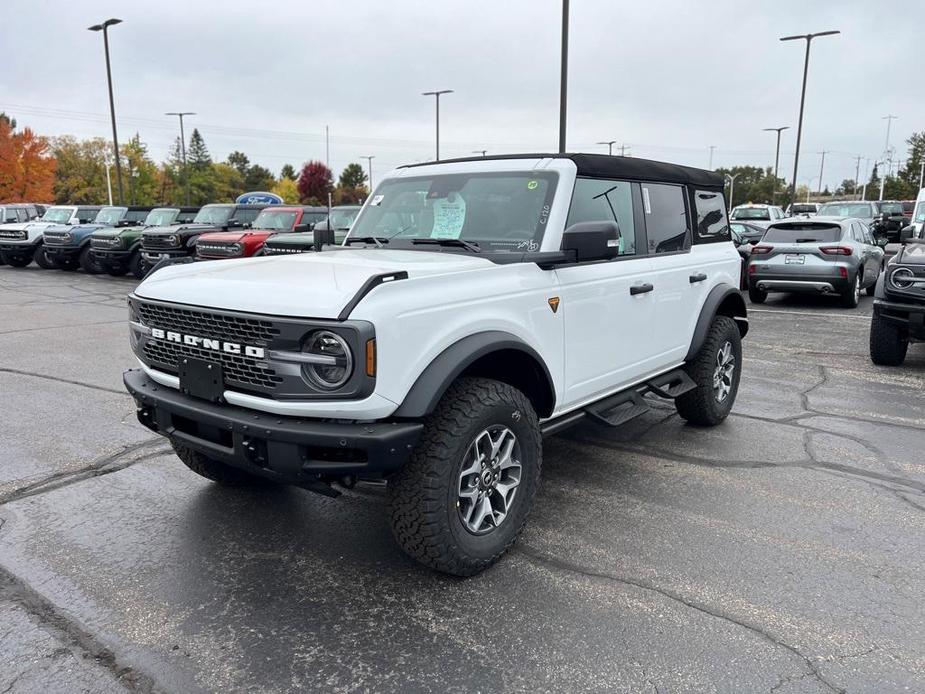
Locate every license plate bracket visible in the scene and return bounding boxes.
[785,254,805,265]
[179,357,224,402]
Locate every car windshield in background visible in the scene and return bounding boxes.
[732,208,770,220]
[350,173,558,251]
[93,207,127,226]
[818,202,873,217]
[328,209,360,230]
[764,223,842,243]
[880,203,903,215]
[193,205,234,225]
[144,209,179,227]
[253,210,298,231]
[915,204,925,224]
[790,205,816,214]
[41,207,74,224]
[902,201,914,214]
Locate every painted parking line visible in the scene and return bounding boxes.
[749,308,870,320]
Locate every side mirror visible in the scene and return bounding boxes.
[900,226,914,244]
[560,221,621,262]
[876,235,888,247]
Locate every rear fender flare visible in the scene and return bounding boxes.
[685,284,748,361]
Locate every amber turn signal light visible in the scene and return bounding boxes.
[366,339,376,377]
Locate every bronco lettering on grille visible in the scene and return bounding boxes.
[150,327,265,358]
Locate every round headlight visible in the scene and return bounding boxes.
[890,267,915,289]
[167,234,179,246]
[302,330,352,390]
[62,232,72,242]
[230,243,243,255]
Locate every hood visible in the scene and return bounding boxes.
[135,248,495,318]
[0,222,32,231]
[896,241,925,265]
[197,231,268,244]
[145,223,215,237]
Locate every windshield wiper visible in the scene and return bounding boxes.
[344,236,390,247]
[410,237,481,253]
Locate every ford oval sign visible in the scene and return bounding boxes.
[235,191,283,205]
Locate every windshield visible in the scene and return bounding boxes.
[252,210,298,231]
[764,223,842,243]
[348,173,558,251]
[915,203,925,224]
[880,202,903,215]
[790,205,816,214]
[193,205,234,225]
[327,208,360,230]
[93,207,127,225]
[818,202,873,218]
[144,208,179,227]
[41,207,74,224]
[731,207,770,220]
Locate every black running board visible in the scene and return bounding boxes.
[540,367,693,435]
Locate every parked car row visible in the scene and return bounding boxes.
[0,202,361,278]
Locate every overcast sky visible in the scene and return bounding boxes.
[5,0,923,192]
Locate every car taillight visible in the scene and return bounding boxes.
[751,245,772,255]
[838,267,848,279]
[748,264,757,275]
[820,246,852,256]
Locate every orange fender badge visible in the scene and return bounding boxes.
[548,297,560,313]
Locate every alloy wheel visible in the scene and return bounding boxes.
[457,426,522,535]
[713,341,736,403]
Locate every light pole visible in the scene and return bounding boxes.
[762,126,789,190]
[165,112,194,205]
[559,0,569,153]
[708,145,716,169]
[805,176,819,203]
[421,89,453,161]
[618,144,630,157]
[597,140,617,156]
[88,18,124,205]
[882,115,897,157]
[853,155,862,200]
[471,150,488,157]
[725,173,741,212]
[919,160,924,191]
[817,150,827,196]
[780,30,840,206]
[362,155,375,192]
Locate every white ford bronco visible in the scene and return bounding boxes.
[124,154,748,575]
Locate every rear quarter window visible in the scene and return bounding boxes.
[694,190,730,241]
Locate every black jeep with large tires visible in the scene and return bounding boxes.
[870,234,925,366]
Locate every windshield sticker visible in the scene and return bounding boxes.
[642,187,652,214]
[370,194,384,206]
[431,193,467,239]
[527,180,539,190]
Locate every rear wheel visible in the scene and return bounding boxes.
[33,245,55,269]
[675,316,742,426]
[869,314,908,366]
[0,252,31,267]
[841,274,860,308]
[79,246,102,274]
[748,285,767,304]
[172,442,269,486]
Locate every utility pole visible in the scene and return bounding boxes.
[817,150,827,196]
[325,125,330,171]
[763,126,789,202]
[780,30,840,206]
[597,140,617,156]
[362,155,375,192]
[853,155,862,200]
[619,144,630,157]
[88,18,124,205]
[919,160,924,191]
[725,173,741,212]
[882,115,897,156]
[165,112,194,205]
[421,90,453,161]
[558,0,569,153]
[708,145,716,169]
[861,158,870,201]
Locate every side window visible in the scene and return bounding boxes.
[858,222,874,245]
[641,183,689,254]
[566,178,637,256]
[77,208,95,223]
[16,209,29,222]
[234,209,260,225]
[694,190,730,241]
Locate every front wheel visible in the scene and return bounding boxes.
[0,252,31,267]
[79,246,102,274]
[33,245,55,269]
[388,377,541,576]
[130,252,148,279]
[675,315,742,426]
[748,285,767,304]
[869,314,908,366]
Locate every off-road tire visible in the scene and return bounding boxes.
[79,246,102,274]
[869,313,908,366]
[675,315,742,426]
[33,245,55,269]
[748,285,767,304]
[387,377,542,576]
[0,252,31,267]
[841,274,860,308]
[172,442,269,486]
[129,252,146,279]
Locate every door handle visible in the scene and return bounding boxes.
[689,272,707,283]
[630,283,654,295]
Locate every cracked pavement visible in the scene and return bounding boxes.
[1,267,923,693]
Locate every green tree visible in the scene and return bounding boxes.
[187,129,212,170]
[121,133,160,205]
[185,129,215,204]
[271,177,299,204]
[280,164,296,180]
[898,131,925,194]
[226,150,250,175]
[244,164,275,192]
[835,179,857,196]
[51,136,111,203]
[338,162,367,190]
[211,163,245,202]
[715,165,781,208]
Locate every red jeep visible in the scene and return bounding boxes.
[195,206,329,259]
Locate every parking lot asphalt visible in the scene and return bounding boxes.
[1,265,923,694]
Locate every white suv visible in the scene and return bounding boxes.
[123,154,748,575]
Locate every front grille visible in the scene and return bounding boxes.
[264,245,308,255]
[136,300,283,392]
[0,230,26,240]
[197,242,240,258]
[143,234,179,249]
[42,231,70,246]
[91,236,122,249]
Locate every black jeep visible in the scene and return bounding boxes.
[870,230,925,365]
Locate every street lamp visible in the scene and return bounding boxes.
[88,18,124,205]
[597,140,617,156]
[805,176,820,203]
[762,126,789,196]
[165,112,194,205]
[724,173,741,212]
[362,155,375,192]
[780,30,840,206]
[421,90,453,161]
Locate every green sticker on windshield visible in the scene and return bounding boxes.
[527,180,539,190]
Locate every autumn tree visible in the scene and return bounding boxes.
[271,177,299,204]
[0,115,56,202]
[297,160,333,205]
[211,163,245,202]
[51,136,111,203]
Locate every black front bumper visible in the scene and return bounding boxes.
[0,241,39,256]
[44,245,82,260]
[124,369,423,482]
[874,298,925,339]
[141,249,191,263]
[91,248,133,264]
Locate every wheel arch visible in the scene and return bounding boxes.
[685,284,748,361]
[393,331,556,419]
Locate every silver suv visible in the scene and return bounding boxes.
[747,216,886,308]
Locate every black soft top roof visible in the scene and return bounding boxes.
[402,153,724,189]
